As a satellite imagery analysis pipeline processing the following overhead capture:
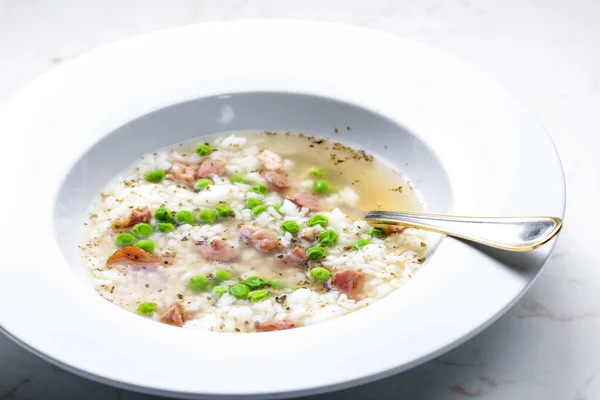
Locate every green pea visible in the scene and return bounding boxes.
[175,210,195,224]
[115,233,135,247]
[273,204,283,215]
[312,180,330,195]
[251,205,267,217]
[214,269,231,282]
[248,289,270,303]
[354,239,371,249]
[229,284,250,299]
[212,285,229,296]
[215,204,233,218]
[307,214,328,228]
[369,227,386,238]
[266,279,282,289]
[154,208,174,222]
[198,209,216,224]
[194,178,213,191]
[281,220,300,235]
[309,267,331,281]
[132,223,153,238]
[307,245,326,260]
[308,167,326,178]
[250,184,268,195]
[318,229,338,247]
[136,302,156,316]
[195,144,213,157]
[230,174,246,184]
[188,276,210,292]
[145,170,165,183]
[134,239,155,253]
[156,222,175,233]
[245,198,261,209]
[242,276,264,289]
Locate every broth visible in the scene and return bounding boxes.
[81,132,430,332]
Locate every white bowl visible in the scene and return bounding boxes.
[0,20,565,399]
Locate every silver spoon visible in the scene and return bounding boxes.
[364,211,563,252]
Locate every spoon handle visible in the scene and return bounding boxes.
[364,211,563,252]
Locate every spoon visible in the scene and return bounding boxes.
[364,211,563,252]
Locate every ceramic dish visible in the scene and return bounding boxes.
[0,20,565,399]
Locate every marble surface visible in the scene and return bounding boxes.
[0,0,598,399]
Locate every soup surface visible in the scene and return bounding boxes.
[81,132,432,332]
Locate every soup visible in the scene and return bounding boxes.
[81,132,431,332]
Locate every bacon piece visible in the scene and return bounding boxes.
[280,246,307,266]
[197,159,226,177]
[238,224,280,252]
[111,206,151,229]
[331,269,365,299]
[170,161,199,184]
[382,225,406,234]
[198,239,239,262]
[299,227,317,241]
[256,320,297,332]
[159,303,185,327]
[263,170,290,191]
[130,207,151,225]
[257,149,283,170]
[290,192,319,211]
[106,246,171,267]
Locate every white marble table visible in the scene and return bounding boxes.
[1,0,598,398]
